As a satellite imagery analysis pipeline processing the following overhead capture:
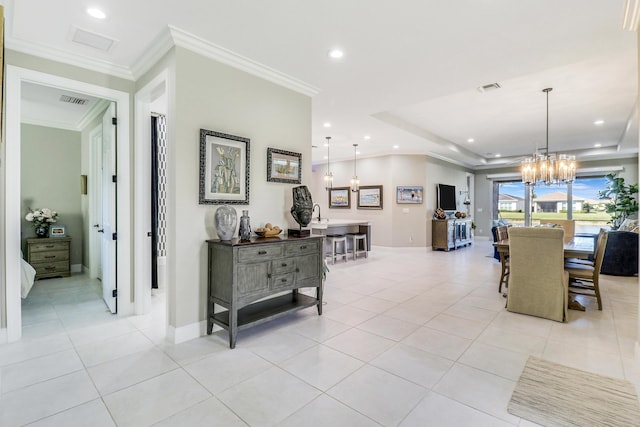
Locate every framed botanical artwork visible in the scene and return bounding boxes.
[49,225,66,238]
[266,148,301,184]
[199,129,250,204]
[397,186,423,204]
[358,185,383,209]
[329,187,351,209]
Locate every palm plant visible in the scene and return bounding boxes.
[597,173,639,230]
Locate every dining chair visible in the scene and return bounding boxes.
[506,227,568,322]
[540,219,575,243]
[496,225,510,293]
[564,230,609,310]
[565,229,605,266]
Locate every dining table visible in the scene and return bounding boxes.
[492,236,596,309]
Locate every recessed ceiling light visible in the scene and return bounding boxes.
[323,156,328,159]
[323,143,329,147]
[328,49,344,59]
[393,145,399,149]
[87,8,107,19]
[356,151,361,155]
[364,135,371,140]
[594,143,602,147]
[467,138,474,143]
[495,154,501,158]
[323,122,332,128]
[594,120,605,125]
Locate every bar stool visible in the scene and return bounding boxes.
[347,233,368,260]
[326,234,347,264]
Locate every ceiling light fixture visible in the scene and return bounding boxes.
[323,122,332,128]
[328,49,344,59]
[87,8,106,19]
[364,135,371,140]
[467,138,474,143]
[324,137,333,191]
[393,145,399,149]
[594,119,605,125]
[350,144,360,193]
[521,88,576,185]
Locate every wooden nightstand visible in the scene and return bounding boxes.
[26,237,71,279]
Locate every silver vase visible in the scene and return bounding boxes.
[214,205,237,241]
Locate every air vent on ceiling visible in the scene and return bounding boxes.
[71,27,116,52]
[477,83,501,93]
[60,95,90,105]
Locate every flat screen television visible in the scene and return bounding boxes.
[437,184,457,211]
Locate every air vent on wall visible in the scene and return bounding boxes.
[71,27,116,52]
[477,83,502,93]
[60,95,90,105]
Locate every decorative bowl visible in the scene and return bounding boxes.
[255,229,282,237]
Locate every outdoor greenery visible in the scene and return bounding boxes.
[597,173,638,230]
[499,211,610,221]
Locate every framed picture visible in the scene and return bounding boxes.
[397,186,423,204]
[199,129,250,204]
[266,148,301,184]
[358,185,383,209]
[49,225,66,238]
[329,187,351,208]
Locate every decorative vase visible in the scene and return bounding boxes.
[35,226,49,238]
[214,205,237,241]
[238,210,251,241]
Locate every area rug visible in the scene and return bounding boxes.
[508,356,640,427]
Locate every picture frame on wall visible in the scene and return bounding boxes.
[199,129,250,204]
[49,225,66,238]
[329,187,351,208]
[358,185,383,209]
[266,148,301,184]
[397,185,423,204]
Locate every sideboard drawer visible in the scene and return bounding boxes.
[284,240,320,256]
[238,245,283,262]
[29,241,69,253]
[29,250,69,263]
[33,261,69,276]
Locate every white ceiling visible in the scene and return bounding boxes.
[5,0,638,168]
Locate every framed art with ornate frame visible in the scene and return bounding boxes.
[199,129,250,204]
[266,148,301,184]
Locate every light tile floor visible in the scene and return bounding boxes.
[1,241,638,426]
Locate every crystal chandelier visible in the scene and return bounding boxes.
[521,88,576,185]
[350,144,360,192]
[324,136,333,190]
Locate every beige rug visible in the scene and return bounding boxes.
[508,356,640,427]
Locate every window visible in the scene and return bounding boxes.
[494,176,611,232]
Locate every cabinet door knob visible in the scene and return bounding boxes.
[300,245,307,249]
[281,263,287,267]
[258,250,267,255]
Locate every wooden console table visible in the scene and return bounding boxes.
[206,235,324,348]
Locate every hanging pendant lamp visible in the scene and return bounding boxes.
[350,144,360,192]
[324,136,333,190]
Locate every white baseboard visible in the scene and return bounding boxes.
[71,264,82,273]
[0,328,7,345]
[166,320,207,344]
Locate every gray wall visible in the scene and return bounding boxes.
[21,124,83,266]
[164,47,312,329]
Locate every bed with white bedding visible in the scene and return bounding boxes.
[21,252,36,298]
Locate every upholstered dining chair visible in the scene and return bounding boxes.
[564,229,609,310]
[506,227,568,322]
[540,219,575,243]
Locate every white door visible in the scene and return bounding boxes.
[101,103,117,313]
[90,126,103,280]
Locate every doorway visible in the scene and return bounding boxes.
[3,66,133,342]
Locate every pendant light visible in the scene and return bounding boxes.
[350,144,360,192]
[521,88,576,185]
[324,136,333,190]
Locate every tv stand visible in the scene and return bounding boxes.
[432,218,472,251]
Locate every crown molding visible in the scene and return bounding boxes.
[77,99,111,131]
[5,37,134,81]
[130,28,175,80]
[168,26,320,97]
[622,0,640,31]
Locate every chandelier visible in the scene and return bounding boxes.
[521,88,576,185]
[350,144,360,192]
[324,136,333,190]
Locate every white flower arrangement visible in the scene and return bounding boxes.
[25,207,58,230]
